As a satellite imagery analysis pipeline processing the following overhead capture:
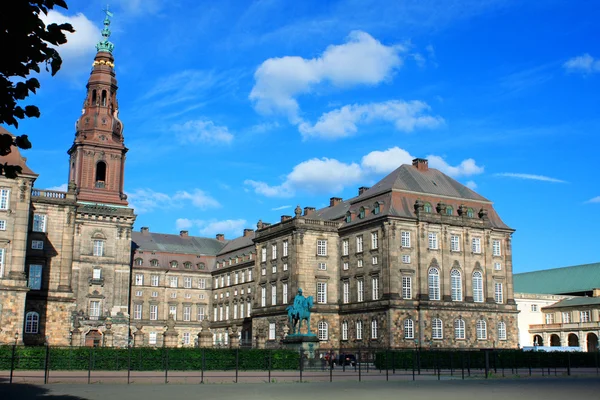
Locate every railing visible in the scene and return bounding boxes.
[31,189,67,199]
[530,322,600,330]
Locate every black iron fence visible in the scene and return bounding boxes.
[0,345,598,384]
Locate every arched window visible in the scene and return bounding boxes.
[476,320,487,340]
[345,212,351,223]
[472,271,484,303]
[170,261,178,268]
[450,269,462,301]
[466,208,474,218]
[183,262,192,269]
[318,321,328,341]
[371,319,378,339]
[356,320,363,340]
[454,319,465,339]
[95,161,106,188]
[25,312,40,334]
[91,89,97,105]
[498,322,507,341]
[359,207,365,219]
[134,258,143,266]
[428,267,440,300]
[432,318,443,339]
[373,202,380,215]
[404,319,414,339]
[101,90,107,106]
[446,206,453,216]
[341,321,348,341]
[197,263,205,270]
[150,259,159,267]
[424,202,432,213]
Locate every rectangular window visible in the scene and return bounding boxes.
[318,262,327,271]
[371,232,378,249]
[0,189,9,210]
[357,259,363,268]
[272,244,277,259]
[0,220,6,230]
[183,332,190,345]
[356,236,363,253]
[562,312,571,323]
[357,279,364,302]
[494,262,502,271]
[283,263,288,271]
[283,240,288,257]
[545,313,554,324]
[233,304,238,319]
[272,265,277,274]
[371,319,378,339]
[31,240,44,250]
[135,274,144,285]
[183,306,191,321]
[90,301,101,318]
[234,272,239,285]
[402,254,411,264]
[226,274,231,286]
[33,214,46,232]
[247,301,251,317]
[580,311,590,323]
[317,282,327,304]
[269,323,276,340]
[134,304,142,320]
[494,282,503,303]
[428,233,438,250]
[214,278,219,289]
[93,268,102,280]
[283,282,288,304]
[93,240,104,256]
[152,291,158,298]
[151,275,159,287]
[356,321,363,340]
[184,277,192,288]
[171,292,177,299]
[261,267,266,276]
[225,305,229,320]
[372,276,379,300]
[169,306,177,320]
[28,264,43,290]
[271,284,277,306]
[261,286,266,307]
[493,240,501,256]
[317,239,327,256]
[401,231,411,248]
[343,262,349,270]
[342,322,348,341]
[221,276,224,287]
[531,304,539,312]
[135,291,142,297]
[402,276,412,299]
[239,303,244,319]
[342,239,349,256]
[451,235,460,252]
[261,247,267,262]
[343,281,349,304]
[149,332,157,345]
[472,238,481,254]
[405,320,414,339]
[372,256,378,265]
[197,306,205,321]
[170,276,178,288]
[213,307,218,322]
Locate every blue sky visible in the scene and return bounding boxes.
[6,0,600,273]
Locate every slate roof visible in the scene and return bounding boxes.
[217,232,255,256]
[543,296,600,309]
[132,231,226,256]
[0,126,38,177]
[514,262,600,295]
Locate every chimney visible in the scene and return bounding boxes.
[180,230,188,237]
[281,215,292,222]
[593,288,600,297]
[358,186,370,195]
[216,233,225,241]
[243,228,254,237]
[412,158,429,172]
[330,197,343,207]
[140,227,149,234]
[303,207,316,216]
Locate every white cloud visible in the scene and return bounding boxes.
[586,196,600,204]
[494,173,566,183]
[271,205,292,211]
[127,188,221,214]
[40,11,100,76]
[245,146,483,198]
[175,218,193,230]
[299,100,444,139]
[250,31,404,122]
[46,183,68,192]
[427,156,484,177]
[465,180,478,190]
[175,218,247,237]
[563,53,600,74]
[173,119,233,144]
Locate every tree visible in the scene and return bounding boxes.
[0,0,74,178]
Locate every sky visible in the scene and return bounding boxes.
[5,0,600,273]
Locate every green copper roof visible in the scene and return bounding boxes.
[543,296,600,310]
[96,6,115,53]
[514,262,600,295]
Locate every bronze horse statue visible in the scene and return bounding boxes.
[286,293,314,335]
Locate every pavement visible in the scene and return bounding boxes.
[1,378,600,400]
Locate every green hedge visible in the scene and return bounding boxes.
[0,346,299,371]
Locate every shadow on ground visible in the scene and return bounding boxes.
[0,379,86,400]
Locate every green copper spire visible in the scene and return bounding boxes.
[95,5,115,53]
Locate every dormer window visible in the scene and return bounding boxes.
[423,202,432,213]
[150,259,159,267]
[373,202,380,215]
[466,208,474,218]
[134,258,143,266]
[170,261,178,268]
[184,262,192,269]
[359,207,365,219]
[95,161,106,188]
[345,212,351,223]
[446,206,453,216]
[197,263,205,270]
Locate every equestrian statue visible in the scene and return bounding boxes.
[286,288,314,335]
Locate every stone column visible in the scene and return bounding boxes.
[198,319,212,348]
[134,324,145,347]
[256,325,266,349]
[163,315,179,348]
[58,201,76,292]
[229,325,240,348]
[71,328,82,347]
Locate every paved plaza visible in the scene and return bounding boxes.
[1,378,600,400]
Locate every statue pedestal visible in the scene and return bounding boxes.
[282,335,320,368]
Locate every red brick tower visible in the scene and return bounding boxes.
[67,29,127,206]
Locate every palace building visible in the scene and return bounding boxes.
[0,16,519,349]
